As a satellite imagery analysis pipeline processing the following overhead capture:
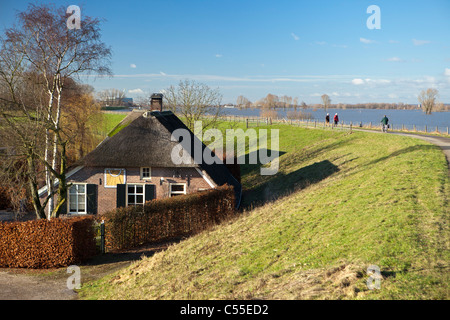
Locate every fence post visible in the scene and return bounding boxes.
[436,126,439,133]
[425,125,427,133]
[100,220,105,254]
[414,124,416,132]
[246,118,249,128]
[350,122,353,133]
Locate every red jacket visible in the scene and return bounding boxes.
[333,115,339,122]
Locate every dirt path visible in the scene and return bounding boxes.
[0,241,175,300]
[0,271,77,300]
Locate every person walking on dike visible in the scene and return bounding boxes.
[325,113,330,126]
[333,113,339,126]
[381,115,389,133]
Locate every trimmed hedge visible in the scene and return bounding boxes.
[103,184,236,251]
[0,216,96,268]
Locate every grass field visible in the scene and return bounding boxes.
[79,117,449,300]
[100,112,127,137]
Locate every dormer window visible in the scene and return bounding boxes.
[140,167,151,180]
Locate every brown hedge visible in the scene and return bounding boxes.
[102,184,236,251]
[0,216,96,268]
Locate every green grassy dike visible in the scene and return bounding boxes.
[79,122,449,300]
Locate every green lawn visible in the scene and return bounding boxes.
[79,121,449,300]
[100,113,127,136]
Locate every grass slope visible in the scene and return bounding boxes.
[80,123,449,300]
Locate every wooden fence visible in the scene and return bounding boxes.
[216,115,450,135]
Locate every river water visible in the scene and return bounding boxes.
[222,107,450,132]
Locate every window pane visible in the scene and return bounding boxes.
[171,185,185,192]
[136,195,143,204]
[69,185,77,194]
[78,185,85,193]
[128,195,135,204]
[136,185,143,194]
[69,200,77,211]
[78,203,85,212]
[128,185,134,193]
[78,194,85,203]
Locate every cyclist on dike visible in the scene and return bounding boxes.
[381,115,389,133]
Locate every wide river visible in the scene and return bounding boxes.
[222,107,450,131]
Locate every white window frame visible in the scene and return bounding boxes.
[126,183,145,206]
[104,168,126,189]
[68,183,87,214]
[169,183,187,197]
[140,167,151,180]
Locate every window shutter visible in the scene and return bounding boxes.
[116,184,126,208]
[87,184,98,215]
[145,184,156,202]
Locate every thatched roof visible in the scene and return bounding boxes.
[81,110,241,205]
[83,111,190,168]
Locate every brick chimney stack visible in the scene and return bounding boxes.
[150,93,163,112]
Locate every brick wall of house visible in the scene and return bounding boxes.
[67,166,213,214]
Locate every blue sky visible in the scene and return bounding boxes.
[1,0,450,104]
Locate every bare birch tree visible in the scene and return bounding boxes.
[164,79,223,132]
[0,3,111,219]
[418,88,439,115]
[321,94,331,111]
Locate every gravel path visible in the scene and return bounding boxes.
[0,241,174,300]
[0,271,77,300]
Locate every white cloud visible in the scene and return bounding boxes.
[388,93,398,99]
[412,39,431,46]
[386,57,404,62]
[128,88,143,94]
[444,68,450,77]
[360,37,375,44]
[215,54,223,58]
[130,64,137,69]
[351,78,391,85]
[351,78,365,85]
[332,44,348,48]
[388,40,399,44]
[110,73,359,83]
[291,33,299,41]
[315,41,326,45]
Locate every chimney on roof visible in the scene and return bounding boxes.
[150,93,163,112]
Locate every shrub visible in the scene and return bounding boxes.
[286,110,313,120]
[259,109,278,119]
[102,185,236,251]
[0,216,96,268]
